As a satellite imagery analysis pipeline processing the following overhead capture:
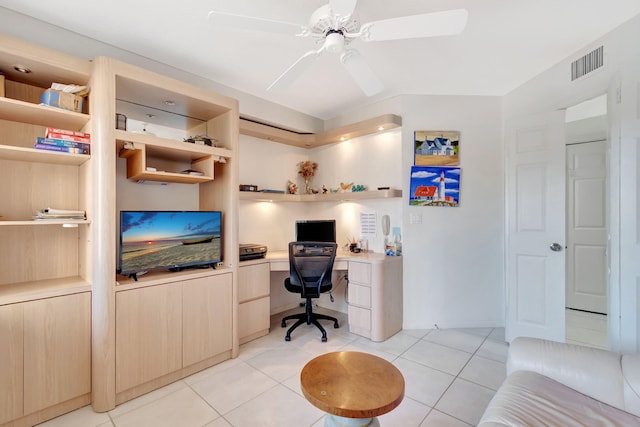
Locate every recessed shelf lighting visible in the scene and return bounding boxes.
[378,126,384,131]
[14,65,31,73]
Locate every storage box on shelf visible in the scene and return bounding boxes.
[0,34,92,426]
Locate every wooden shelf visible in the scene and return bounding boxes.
[116,130,233,183]
[239,189,402,202]
[115,130,232,160]
[0,144,90,165]
[0,276,91,305]
[239,114,402,148]
[0,96,90,131]
[0,219,90,226]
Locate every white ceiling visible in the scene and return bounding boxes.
[1,0,639,120]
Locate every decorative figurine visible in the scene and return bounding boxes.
[287,180,298,194]
[322,185,328,194]
[339,182,353,192]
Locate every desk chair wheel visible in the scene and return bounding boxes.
[322,336,327,342]
[334,320,340,328]
[285,334,291,341]
[281,320,287,328]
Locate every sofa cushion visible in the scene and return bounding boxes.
[479,370,640,426]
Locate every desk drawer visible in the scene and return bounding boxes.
[348,283,371,308]
[348,261,371,285]
[238,263,270,302]
[348,305,371,338]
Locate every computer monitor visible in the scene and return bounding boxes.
[295,219,336,243]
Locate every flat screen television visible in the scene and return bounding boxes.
[295,219,336,243]
[118,210,222,279]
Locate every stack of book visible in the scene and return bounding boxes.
[34,207,86,220]
[34,128,91,154]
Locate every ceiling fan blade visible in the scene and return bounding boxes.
[208,10,308,36]
[361,9,468,41]
[267,50,322,92]
[330,0,358,17]
[340,49,383,96]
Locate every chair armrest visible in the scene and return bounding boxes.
[507,337,625,410]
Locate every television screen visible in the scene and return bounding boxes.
[295,219,336,243]
[118,210,222,276]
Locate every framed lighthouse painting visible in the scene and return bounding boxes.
[409,166,460,207]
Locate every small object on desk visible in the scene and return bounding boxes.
[239,184,258,192]
[146,166,157,172]
[261,189,285,194]
[377,186,390,190]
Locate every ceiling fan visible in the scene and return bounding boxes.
[208,0,468,96]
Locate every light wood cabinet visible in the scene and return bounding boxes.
[23,293,91,414]
[183,274,233,367]
[114,272,234,403]
[238,262,270,344]
[0,293,91,426]
[348,257,403,342]
[0,304,23,425]
[115,283,183,394]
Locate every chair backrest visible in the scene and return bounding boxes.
[288,241,337,293]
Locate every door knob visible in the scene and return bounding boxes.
[550,243,563,252]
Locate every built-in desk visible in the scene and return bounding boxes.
[239,251,403,343]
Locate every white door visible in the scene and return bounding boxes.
[505,111,566,343]
[566,141,608,314]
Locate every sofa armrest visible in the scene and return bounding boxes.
[507,337,625,411]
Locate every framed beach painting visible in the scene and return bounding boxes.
[409,166,460,207]
[414,130,460,166]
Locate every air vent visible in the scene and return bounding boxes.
[571,45,604,81]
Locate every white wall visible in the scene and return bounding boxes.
[238,130,403,252]
[238,131,403,315]
[398,95,504,329]
[502,14,640,351]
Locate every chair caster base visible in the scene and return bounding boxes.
[281,321,286,328]
[285,335,291,341]
[321,336,327,342]
[334,322,339,328]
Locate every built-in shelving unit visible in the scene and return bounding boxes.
[239,188,402,202]
[88,56,240,411]
[0,34,93,427]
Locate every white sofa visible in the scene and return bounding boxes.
[479,337,640,426]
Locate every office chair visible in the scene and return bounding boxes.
[281,241,339,342]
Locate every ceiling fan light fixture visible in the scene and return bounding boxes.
[325,30,345,53]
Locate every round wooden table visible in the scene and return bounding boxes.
[300,351,405,427]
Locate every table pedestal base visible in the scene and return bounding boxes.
[324,414,380,427]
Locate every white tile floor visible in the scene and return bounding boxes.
[38,308,509,427]
[565,308,608,350]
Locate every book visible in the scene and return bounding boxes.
[34,143,90,155]
[45,128,90,139]
[46,132,91,143]
[36,137,91,152]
